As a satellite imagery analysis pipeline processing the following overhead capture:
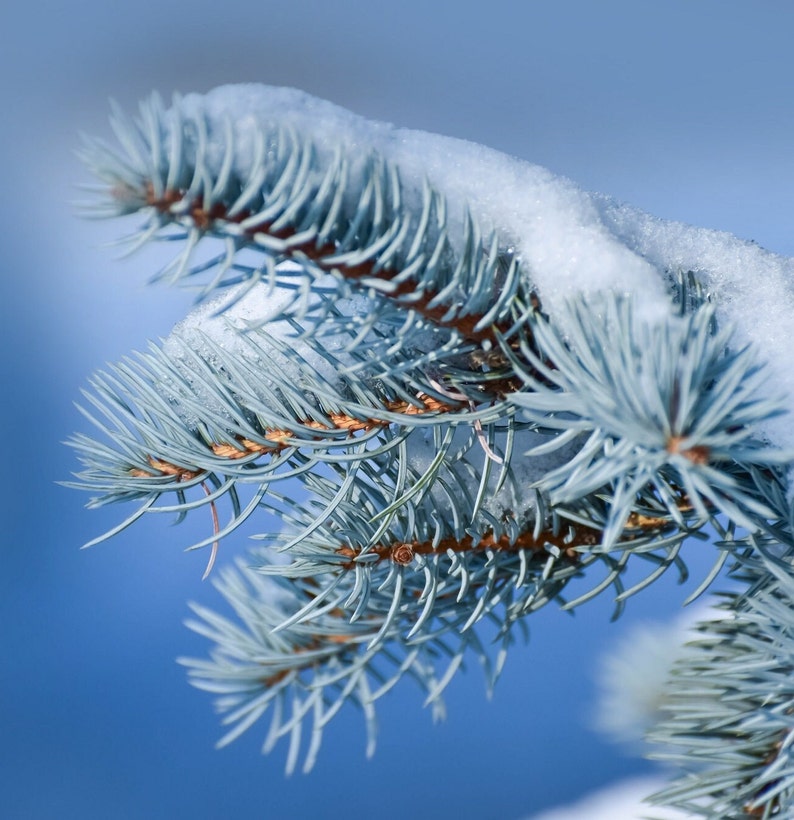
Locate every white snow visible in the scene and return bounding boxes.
[597,198,794,452]
[591,602,720,752]
[170,85,794,452]
[178,85,671,325]
[161,268,347,427]
[527,776,692,820]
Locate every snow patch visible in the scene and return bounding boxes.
[592,601,724,751]
[178,85,670,327]
[527,776,692,820]
[173,85,794,448]
[172,85,794,451]
[161,269,346,427]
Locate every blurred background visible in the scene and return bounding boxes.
[2,2,794,818]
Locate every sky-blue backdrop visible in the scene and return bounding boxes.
[3,2,794,818]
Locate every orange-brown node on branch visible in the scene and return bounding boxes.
[189,201,230,231]
[389,396,453,415]
[391,544,415,565]
[625,511,676,530]
[126,396,460,479]
[144,182,183,211]
[744,797,779,818]
[666,436,711,466]
[129,455,202,481]
[258,669,291,688]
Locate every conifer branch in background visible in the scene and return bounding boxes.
[69,86,794,814]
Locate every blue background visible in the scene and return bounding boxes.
[2,2,794,818]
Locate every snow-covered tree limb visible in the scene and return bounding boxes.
[69,86,794,811]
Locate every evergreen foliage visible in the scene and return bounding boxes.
[648,552,794,818]
[69,87,794,815]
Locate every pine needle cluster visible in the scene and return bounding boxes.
[69,88,794,813]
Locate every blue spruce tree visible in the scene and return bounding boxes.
[69,85,794,817]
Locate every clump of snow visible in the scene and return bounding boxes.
[592,601,722,751]
[161,269,347,427]
[527,776,692,820]
[177,85,672,327]
[596,198,794,452]
[172,85,794,452]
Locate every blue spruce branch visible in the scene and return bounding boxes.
[68,85,794,808]
[647,549,794,818]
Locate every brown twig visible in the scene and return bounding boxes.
[339,526,587,567]
[335,508,682,569]
[127,393,458,479]
[144,182,521,348]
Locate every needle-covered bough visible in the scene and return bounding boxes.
[70,85,794,815]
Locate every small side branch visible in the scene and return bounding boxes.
[128,393,459,478]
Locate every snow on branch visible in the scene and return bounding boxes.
[69,85,794,802]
